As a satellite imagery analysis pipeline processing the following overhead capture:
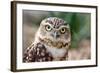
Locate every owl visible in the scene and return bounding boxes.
[23,17,71,62]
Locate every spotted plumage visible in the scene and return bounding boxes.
[23,43,53,62]
[23,17,71,62]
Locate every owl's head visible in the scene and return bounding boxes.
[37,17,71,48]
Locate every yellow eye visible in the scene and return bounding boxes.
[60,28,66,34]
[45,25,52,31]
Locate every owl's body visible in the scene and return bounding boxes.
[23,17,71,62]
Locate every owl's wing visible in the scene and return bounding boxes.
[23,43,53,62]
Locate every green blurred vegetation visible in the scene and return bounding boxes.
[23,10,91,48]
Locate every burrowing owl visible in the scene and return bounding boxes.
[23,17,71,62]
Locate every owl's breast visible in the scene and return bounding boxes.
[44,45,67,60]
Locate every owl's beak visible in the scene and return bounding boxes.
[53,32,60,39]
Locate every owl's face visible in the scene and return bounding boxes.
[38,17,71,45]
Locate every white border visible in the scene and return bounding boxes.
[17,3,96,69]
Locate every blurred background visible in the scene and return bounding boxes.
[23,10,91,60]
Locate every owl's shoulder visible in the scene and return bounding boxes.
[23,42,53,62]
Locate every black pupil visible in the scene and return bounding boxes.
[62,28,64,31]
[48,26,50,29]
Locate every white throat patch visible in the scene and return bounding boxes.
[45,44,67,60]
